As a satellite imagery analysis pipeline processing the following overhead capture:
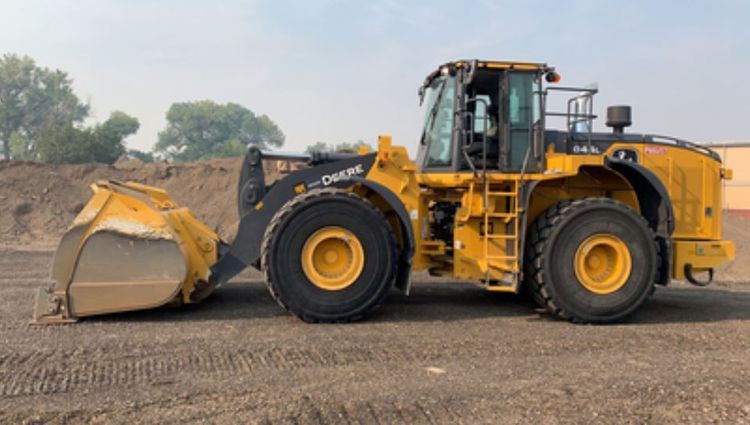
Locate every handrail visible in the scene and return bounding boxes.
[543,85,598,146]
[648,135,719,159]
[701,140,750,148]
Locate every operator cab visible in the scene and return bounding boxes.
[416,60,554,173]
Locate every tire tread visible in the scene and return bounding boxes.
[260,188,397,323]
[524,197,655,323]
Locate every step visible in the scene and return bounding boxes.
[485,212,518,218]
[486,260,520,273]
[484,234,518,240]
[486,255,518,261]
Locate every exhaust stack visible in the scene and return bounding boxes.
[606,105,632,134]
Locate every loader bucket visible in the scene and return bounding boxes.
[33,181,221,324]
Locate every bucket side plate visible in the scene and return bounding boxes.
[67,231,186,316]
[33,181,193,324]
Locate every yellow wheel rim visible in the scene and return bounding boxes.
[301,226,364,291]
[574,234,632,295]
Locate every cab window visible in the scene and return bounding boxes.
[423,77,456,167]
[507,72,541,170]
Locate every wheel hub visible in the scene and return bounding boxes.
[574,234,632,295]
[301,226,364,291]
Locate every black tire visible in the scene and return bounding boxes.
[261,188,398,323]
[524,198,656,323]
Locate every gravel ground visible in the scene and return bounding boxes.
[1,249,750,424]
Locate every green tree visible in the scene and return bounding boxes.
[0,54,34,160]
[100,110,140,139]
[0,53,88,160]
[305,140,372,153]
[334,140,371,153]
[304,142,329,153]
[9,132,33,160]
[35,125,95,164]
[154,100,285,162]
[35,111,139,164]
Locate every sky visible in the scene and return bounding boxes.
[1,0,748,154]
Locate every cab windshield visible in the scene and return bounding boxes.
[421,76,456,167]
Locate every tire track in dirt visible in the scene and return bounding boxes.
[0,343,434,397]
[3,248,750,423]
[0,251,52,287]
[3,308,750,398]
[256,397,465,425]
[0,249,52,263]
[0,274,49,283]
[2,389,471,425]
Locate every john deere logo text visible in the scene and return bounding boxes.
[321,164,365,186]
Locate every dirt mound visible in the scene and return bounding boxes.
[716,213,750,282]
[0,158,280,247]
[112,155,145,169]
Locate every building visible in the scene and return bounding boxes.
[705,141,750,214]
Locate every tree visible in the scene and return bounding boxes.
[305,140,372,153]
[154,100,285,162]
[9,132,33,160]
[100,110,139,139]
[304,142,329,153]
[35,125,95,164]
[0,54,34,160]
[35,111,139,164]
[0,53,88,160]
[334,141,372,153]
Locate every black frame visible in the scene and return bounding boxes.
[418,64,546,175]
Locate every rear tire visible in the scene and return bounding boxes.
[261,188,398,323]
[524,198,656,323]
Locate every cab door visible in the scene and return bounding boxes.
[502,71,544,173]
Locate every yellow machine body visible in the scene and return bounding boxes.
[35,59,736,324]
[358,136,735,292]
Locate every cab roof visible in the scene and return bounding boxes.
[419,59,552,97]
[451,59,550,72]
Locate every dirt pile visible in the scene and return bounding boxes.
[0,158,280,247]
[716,213,750,282]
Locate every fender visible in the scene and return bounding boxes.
[210,152,377,287]
[605,157,674,285]
[349,176,415,292]
[210,151,416,290]
[604,157,674,236]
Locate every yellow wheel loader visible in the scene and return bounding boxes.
[33,60,736,325]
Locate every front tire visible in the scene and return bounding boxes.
[261,188,398,323]
[524,198,656,323]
